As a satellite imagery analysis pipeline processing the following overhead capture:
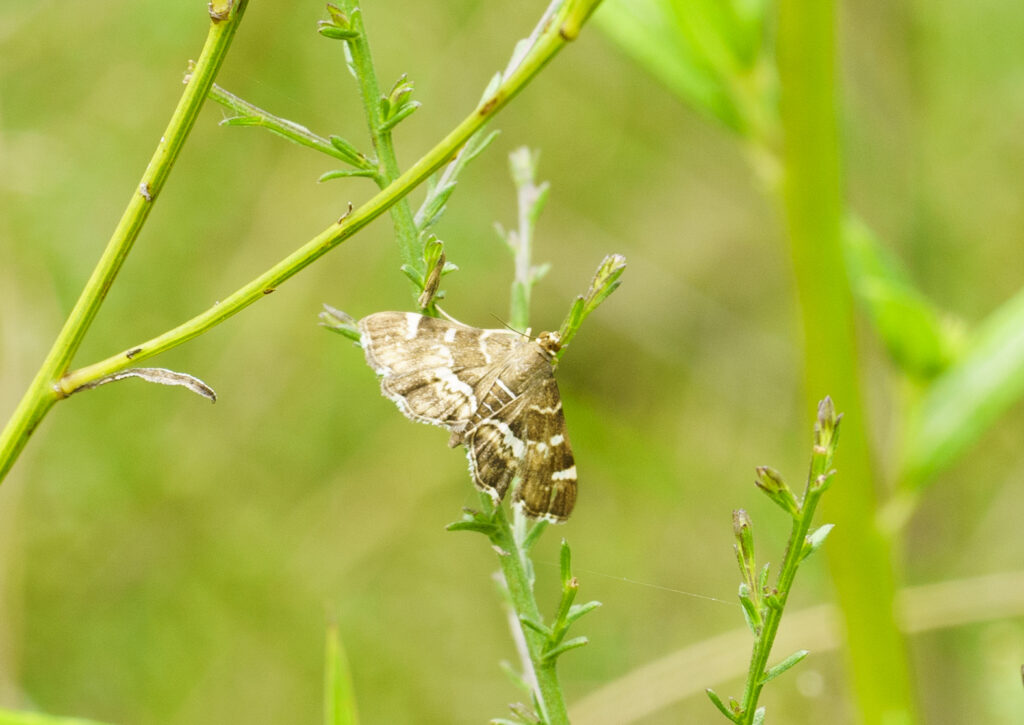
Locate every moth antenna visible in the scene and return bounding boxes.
[434,305,464,325]
[488,313,531,338]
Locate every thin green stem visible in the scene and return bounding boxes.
[776,1,917,722]
[0,0,249,483]
[208,83,374,169]
[57,1,598,396]
[737,497,822,722]
[506,148,548,331]
[488,504,570,725]
[338,0,422,279]
[0,0,602,485]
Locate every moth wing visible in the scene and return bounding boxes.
[465,394,531,504]
[511,377,577,522]
[466,376,577,522]
[358,311,521,427]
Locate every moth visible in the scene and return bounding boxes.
[358,311,577,522]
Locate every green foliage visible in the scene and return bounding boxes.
[902,285,1024,487]
[324,624,360,725]
[708,399,840,724]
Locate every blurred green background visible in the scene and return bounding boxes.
[1,1,1023,723]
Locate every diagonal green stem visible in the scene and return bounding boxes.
[0,0,603,486]
[0,0,249,483]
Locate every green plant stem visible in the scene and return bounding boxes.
[208,84,367,166]
[0,1,248,483]
[0,0,602,487]
[738,501,821,721]
[776,1,916,723]
[488,504,569,725]
[338,0,422,279]
[506,148,547,331]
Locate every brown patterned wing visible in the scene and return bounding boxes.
[466,376,576,522]
[358,312,521,428]
[464,402,529,505]
[511,377,576,522]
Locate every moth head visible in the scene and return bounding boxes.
[536,331,562,358]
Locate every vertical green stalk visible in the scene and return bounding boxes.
[489,508,570,725]
[0,1,248,483]
[776,2,917,723]
[335,0,423,279]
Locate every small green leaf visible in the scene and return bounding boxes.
[737,584,761,635]
[399,264,424,289]
[318,169,379,182]
[843,216,958,379]
[318,305,361,342]
[520,518,549,552]
[418,182,456,231]
[328,135,373,168]
[529,262,551,283]
[219,115,262,127]
[559,538,572,587]
[519,616,550,636]
[902,283,1024,488]
[751,706,766,725]
[801,524,833,561]
[542,635,589,662]
[705,688,740,722]
[754,465,798,515]
[761,649,809,684]
[324,623,360,725]
[564,600,601,625]
[498,660,532,695]
[379,101,421,132]
[318,24,360,40]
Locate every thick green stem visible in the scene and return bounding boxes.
[776,1,917,722]
[0,0,249,483]
[489,507,569,725]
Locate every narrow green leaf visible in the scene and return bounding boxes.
[738,583,760,634]
[498,660,532,695]
[705,689,740,722]
[318,169,379,182]
[520,518,549,552]
[800,523,833,561]
[559,538,572,587]
[761,649,809,684]
[565,600,601,626]
[902,284,1024,487]
[219,115,262,127]
[378,101,421,133]
[328,135,373,168]
[324,624,360,725]
[751,706,766,725]
[446,517,497,536]
[519,616,550,636]
[843,217,958,379]
[594,0,742,131]
[542,635,589,662]
[318,24,360,40]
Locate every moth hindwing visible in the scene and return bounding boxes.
[358,311,577,522]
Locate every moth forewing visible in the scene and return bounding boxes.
[358,311,578,522]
